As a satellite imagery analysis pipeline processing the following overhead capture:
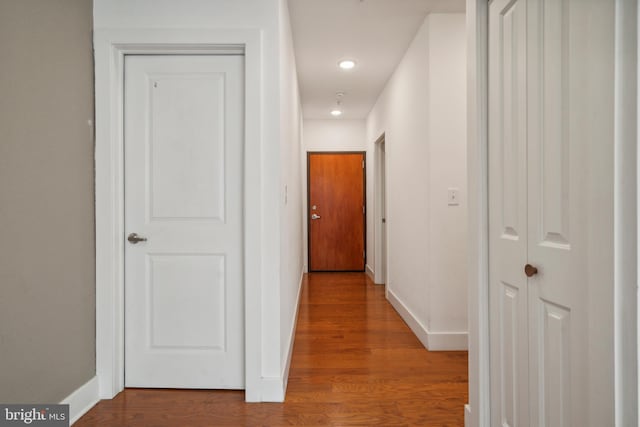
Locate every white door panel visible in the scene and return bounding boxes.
[526,0,586,425]
[489,0,529,425]
[124,55,244,389]
[150,73,226,220]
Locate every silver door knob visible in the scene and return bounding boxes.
[127,233,147,244]
[311,213,321,220]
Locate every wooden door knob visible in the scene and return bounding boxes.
[524,264,538,277]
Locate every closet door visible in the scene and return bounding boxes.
[526,0,588,425]
[490,0,601,426]
[488,0,529,425]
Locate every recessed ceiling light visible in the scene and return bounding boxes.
[338,60,356,70]
[330,109,343,117]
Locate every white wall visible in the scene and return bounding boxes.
[427,15,468,335]
[304,119,368,151]
[278,0,304,392]
[94,0,301,402]
[366,13,467,350]
[301,119,371,273]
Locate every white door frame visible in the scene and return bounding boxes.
[466,0,638,425]
[466,1,491,424]
[93,28,264,401]
[373,133,387,285]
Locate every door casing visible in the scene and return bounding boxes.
[373,133,387,285]
[94,28,264,402]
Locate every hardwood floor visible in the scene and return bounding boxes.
[76,273,468,426]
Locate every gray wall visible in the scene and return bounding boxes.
[0,0,95,403]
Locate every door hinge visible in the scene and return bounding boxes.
[363,250,366,259]
[362,160,365,169]
[363,205,365,214]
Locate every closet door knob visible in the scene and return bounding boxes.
[524,264,538,277]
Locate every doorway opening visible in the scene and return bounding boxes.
[94,30,265,402]
[374,134,387,285]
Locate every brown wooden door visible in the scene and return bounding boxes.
[308,152,365,271]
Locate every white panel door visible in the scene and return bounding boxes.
[489,0,529,425]
[490,0,594,426]
[124,55,244,389]
[525,0,587,424]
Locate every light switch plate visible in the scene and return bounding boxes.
[448,188,460,206]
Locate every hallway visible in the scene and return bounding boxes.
[75,273,468,426]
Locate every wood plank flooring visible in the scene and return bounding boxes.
[75,273,468,426]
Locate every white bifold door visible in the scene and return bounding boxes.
[124,55,244,389]
[489,0,604,425]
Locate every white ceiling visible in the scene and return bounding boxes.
[288,0,466,119]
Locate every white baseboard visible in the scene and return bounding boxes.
[428,330,468,351]
[61,375,99,425]
[386,288,468,351]
[464,404,471,427]
[365,264,375,281]
[261,268,304,402]
[387,288,430,348]
[282,269,304,396]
